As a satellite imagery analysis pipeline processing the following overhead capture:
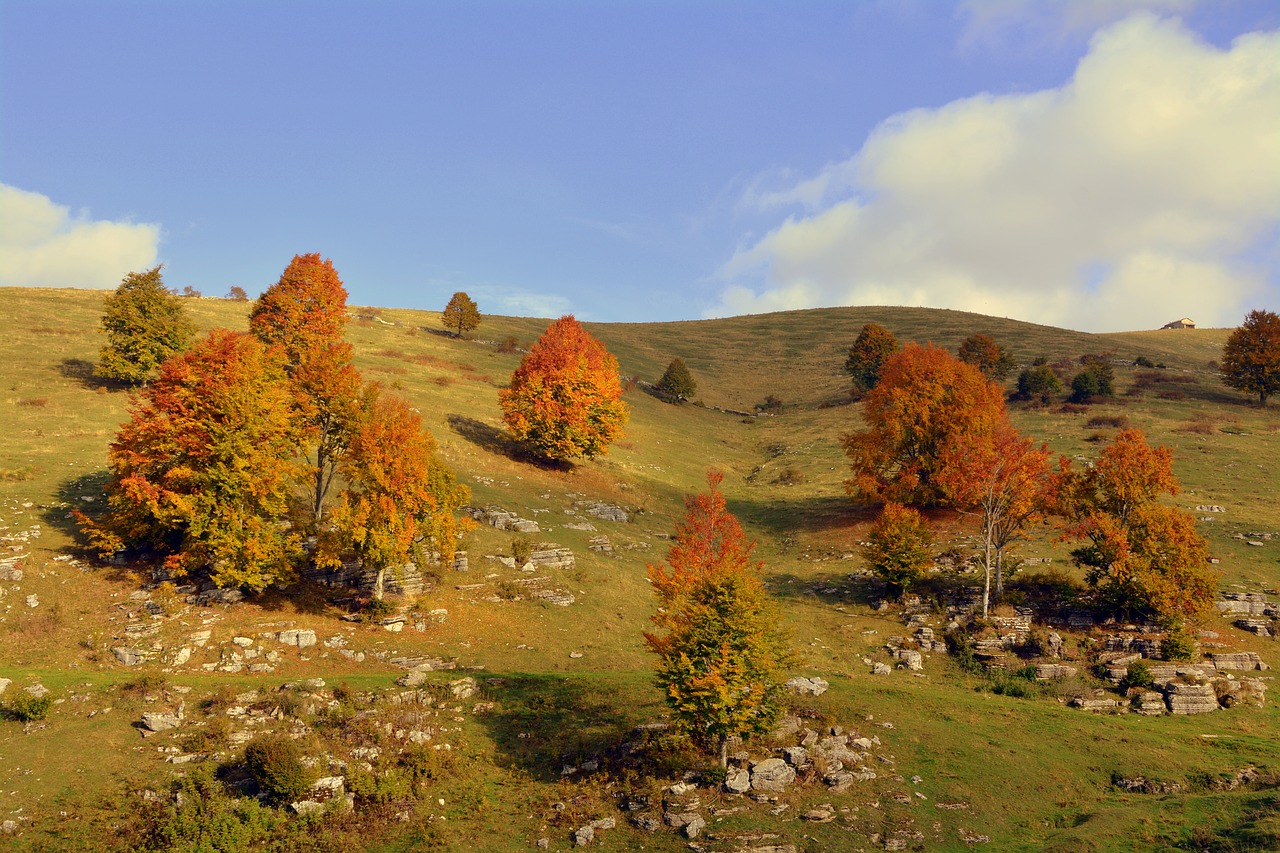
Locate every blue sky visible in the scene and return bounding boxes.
[2,1,1277,331]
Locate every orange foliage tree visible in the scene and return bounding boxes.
[843,343,1007,507]
[78,330,302,591]
[250,254,362,525]
[321,387,472,601]
[937,420,1052,616]
[499,315,628,462]
[1055,429,1216,622]
[1221,308,1280,406]
[957,333,1015,380]
[645,472,791,767]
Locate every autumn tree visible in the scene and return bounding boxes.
[320,388,472,601]
[645,472,791,767]
[1055,429,1217,622]
[499,315,628,462]
[441,291,481,338]
[843,343,1007,507]
[250,254,362,525]
[845,322,899,398]
[657,357,697,402]
[861,503,933,599]
[1221,309,1280,405]
[78,330,302,592]
[95,266,194,385]
[227,286,249,301]
[957,333,1015,381]
[936,420,1052,616]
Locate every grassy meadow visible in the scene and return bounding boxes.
[0,286,1278,851]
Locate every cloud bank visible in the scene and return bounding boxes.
[713,14,1279,331]
[0,184,160,289]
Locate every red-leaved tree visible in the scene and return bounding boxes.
[844,343,1007,507]
[499,315,628,462]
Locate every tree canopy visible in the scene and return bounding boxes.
[861,502,933,598]
[499,315,628,462]
[95,266,194,385]
[1221,309,1280,405]
[1055,429,1216,622]
[442,291,481,338]
[79,330,302,591]
[320,387,472,600]
[251,254,362,525]
[657,357,697,402]
[957,333,1015,380]
[843,343,1007,507]
[844,322,899,398]
[644,471,791,766]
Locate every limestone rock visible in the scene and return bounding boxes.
[895,649,924,671]
[1034,664,1078,680]
[112,647,146,666]
[750,757,796,792]
[140,712,181,732]
[724,766,751,794]
[1209,652,1267,671]
[872,662,892,676]
[276,629,317,649]
[0,678,10,696]
[785,676,829,696]
[1165,681,1218,715]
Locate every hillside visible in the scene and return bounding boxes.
[1,286,1278,852]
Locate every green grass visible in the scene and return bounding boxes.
[1,287,1279,851]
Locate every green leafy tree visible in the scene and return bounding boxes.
[844,322,899,398]
[78,330,302,592]
[442,291,481,338]
[499,315,628,462]
[250,254,362,525]
[957,333,1015,380]
[1221,309,1280,405]
[645,472,791,767]
[321,387,472,601]
[657,357,697,402]
[861,502,933,598]
[95,266,194,385]
[1016,365,1063,405]
[1070,355,1115,403]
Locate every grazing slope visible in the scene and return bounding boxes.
[1,287,1278,851]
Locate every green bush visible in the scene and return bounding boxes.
[1120,661,1155,691]
[1,691,54,722]
[243,735,315,803]
[1161,622,1197,662]
[511,534,534,565]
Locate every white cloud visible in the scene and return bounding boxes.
[712,14,1280,331]
[0,184,160,289]
[468,284,573,320]
[958,0,1199,50]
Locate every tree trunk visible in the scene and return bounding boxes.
[982,522,994,619]
[719,736,729,769]
[994,548,1004,602]
[373,567,386,602]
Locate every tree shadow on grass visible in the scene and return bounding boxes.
[474,674,648,783]
[727,494,874,539]
[446,414,571,472]
[58,357,129,392]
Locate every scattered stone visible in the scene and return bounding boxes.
[724,766,751,794]
[750,758,796,792]
[0,678,10,695]
[112,647,146,666]
[449,677,477,699]
[1034,664,1078,680]
[785,676,829,696]
[140,712,181,732]
[531,588,576,607]
[1209,652,1267,671]
[871,662,892,676]
[583,503,628,523]
[1133,691,1167,716]
[23,683,48,699]
[24,594,38,608]
[895,649,924,671]
[276,629,317,649]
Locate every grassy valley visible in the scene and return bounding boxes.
[1,287,1278,852]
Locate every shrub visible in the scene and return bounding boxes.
[755,395,784,414]
[1120,661,1155,692]
[1,691,54,722]
[1086,415,1129,429]
[1070,361,1115,403]
[363,597,396,623]
[1134,356,1155,368]
[775,467,806,486]
[1015,365,1063,405]
[497,336,521,354]
[511,534,534,565]
[1161,621,1197,662]
[243,735,315,803]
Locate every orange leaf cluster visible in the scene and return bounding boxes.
[499,315,628,461]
